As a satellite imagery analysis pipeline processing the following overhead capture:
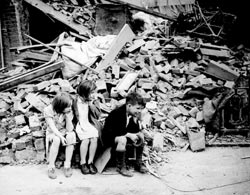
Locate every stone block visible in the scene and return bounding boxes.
[34,138,45,151]
[15,148,36,162]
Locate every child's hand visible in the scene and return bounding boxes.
[127,133,138,143]
[60,136,67,146]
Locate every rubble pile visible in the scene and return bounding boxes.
[0,0,249,172]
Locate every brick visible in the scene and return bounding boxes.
[15,148,36,162]
[34,138,45,151]
[25,93,47,112]
[186,117,200,128]
[165,119,175,129]
[14,115,26,125]
[32,130,45,138]
[196,111,204,122]
[112,64,120,79]
[187,129,205,152]
[152,133,164,152]
[189,107,199,118]
[177,105,189,116]
[127,39,145,53]
[35,151,45,162]
[14,139,27,151]
[28,114,41,130]
[116,72,138,92]
[96,79,107,92]
[0,149,14,164]
[34,81,51,91]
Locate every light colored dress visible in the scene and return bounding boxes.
[75,98,98,140]
[44,105,68,135]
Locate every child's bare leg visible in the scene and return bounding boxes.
[88,137,97,164]
[80,139,90,165]
[64,132,75,168]
[48,136,60,168]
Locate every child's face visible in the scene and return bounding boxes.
[127,104,144,118]
[62,103,72,114]
[90,89,97,100]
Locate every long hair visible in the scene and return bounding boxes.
[77,80,97,102]
[52,92,72,114]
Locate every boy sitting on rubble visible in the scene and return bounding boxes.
[101,91,148,177]
[44,92,76,179]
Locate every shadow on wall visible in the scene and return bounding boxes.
[27,4,68,43]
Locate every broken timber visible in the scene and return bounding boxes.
[0,61,64,92]
[23,0,90,38]
[105,0,176,21]
[25,34,98,74]
[95,24,135,72]
[203,60,240,81]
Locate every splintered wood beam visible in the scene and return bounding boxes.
[203,60,240,81]
[0,61,64,92]
[105,0,176,21]
[23,0,90,36]
[25,34,98,74]
[95,24,135,72]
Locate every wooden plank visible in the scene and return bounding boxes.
[94,147,112,173]
[105,0,176,21]
[0,61,64,92]
[0,19,4,70]
[200,48,230,58]
[19,50,52,62]
[203,60,240,81]
[117,0,195,10]
[95,24,135,72]
[116,71,139,92]
[157,0,195,7]
[23,0,90,36]
[10,43,59,53]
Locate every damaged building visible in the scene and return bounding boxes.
[0,0,249,177]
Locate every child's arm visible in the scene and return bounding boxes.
[45,117,67,145]
[65,110,74,132]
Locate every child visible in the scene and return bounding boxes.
[74,80,101,174]
[101,91,148,177]
[44,92,76,179]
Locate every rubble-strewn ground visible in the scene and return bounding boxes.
[1,147,250,195]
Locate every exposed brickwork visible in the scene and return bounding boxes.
[0,0,30,68]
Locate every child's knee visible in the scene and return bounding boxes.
[90,137,97,143]
[66,132,76,144]
[81,138,90,145]
[115,136,127,145]
[52,136,61,146]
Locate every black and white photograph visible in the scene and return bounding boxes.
[0,0,249,194]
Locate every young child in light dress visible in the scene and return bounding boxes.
[74,80,100,174]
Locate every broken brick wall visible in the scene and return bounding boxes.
[0,0,30,68]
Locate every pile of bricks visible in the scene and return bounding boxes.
[0,1,249,171]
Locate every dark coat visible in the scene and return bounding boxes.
[101,104,140,148]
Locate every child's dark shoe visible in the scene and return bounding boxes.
[80,164,89,174]
[89,163,97,174]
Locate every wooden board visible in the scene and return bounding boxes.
[0,61,64,92]
[23,0,90,36]
[94,147,112,173]
[95,24,135,72]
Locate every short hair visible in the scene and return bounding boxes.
[77,80,97,101]
[126,91,145,107]
[52,92,72,113]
